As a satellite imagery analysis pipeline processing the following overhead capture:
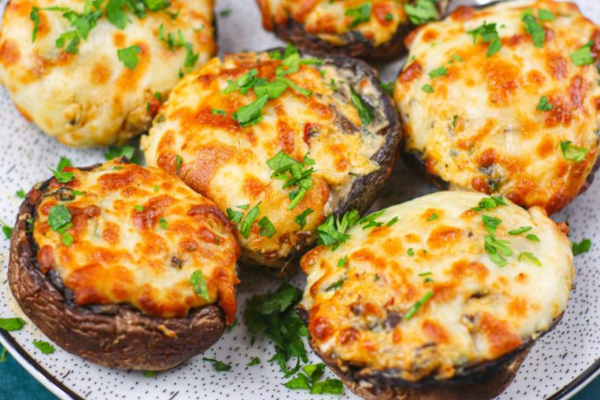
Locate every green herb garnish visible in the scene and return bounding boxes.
[189,270,209,301]
[404,291,434,320]
[202,357,231,372]
[33,340,55,355]
[560,140,588,162]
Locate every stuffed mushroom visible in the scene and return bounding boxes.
[8,159,240,370]
[0,0,217,147]
[256,0,448,60]
[394,0,600,215]
[142,46,401,271]
[299,191,574,400]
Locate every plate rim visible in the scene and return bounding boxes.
[1,328,599,400]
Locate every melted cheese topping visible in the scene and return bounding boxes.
[0,0,216,147]
[394,0,600,215]
[301,191,573,382]
[142,51,388,267]
[33,160,239,322]
[257,0,410,47]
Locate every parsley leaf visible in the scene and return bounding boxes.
[482,215,501,234]
[316,209,360,250]
[248,357,260,366]
[404,0,439,25]
[326,279,346,292]
[233,94,269,127]
[50,168,74,183]
[2,222,13,240]
[143,371,155,378]
[404,291,434,320]
[276,76,312,97]
[294,208,314,229]
[30,7,40,43]
[380,81,394,96]
[421,84,434,93]
[48,204,72,233]
[345,3,371,28]
[189,270,210,301]
[467,21,502,57]
[57,156,71,172]
[267,151,315,210]
[472,195,506,211]
[536,95,553,111]
[560,140,588,162]
[244,282,309,376]
[33,340,55,355]
[258,216,276,238]
[284,373,310,390]
[518,251,542,266]
[572,238,591,256]
[240,203,261,239]
[349,85,374,126]
[0,318,26,331]
[429,67,447,79]
[522,13,545,48]
[202,357,231,372]
[117,45,141,70]
[104,145,139,164]
[538,9,555,21]
[570,41,594,66]
[509,226,532,235]
[16,189,26,199]
[484,235,512,266]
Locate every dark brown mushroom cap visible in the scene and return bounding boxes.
[8,177,227,371]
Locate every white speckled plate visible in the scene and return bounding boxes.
[0,0,599,399]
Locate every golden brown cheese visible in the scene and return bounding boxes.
[0,0,216,147]
[257,0,410,47]
[395,0,600,215]
[301,191,573,382]
[142,50,388,267]
[33,160,239,323]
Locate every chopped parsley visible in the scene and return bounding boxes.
[294,208,314,229]
[316,209,360,250]
[572,238,591,256]
[325,279,346,292]
[48,204,73,246]
[404,0,439,25]
[421,84,434,93]
[276,76,312,97]
[219,8,232,17]
[427,212,439,221]
[233,94,269,127]
[482,215,501,234]
[244,282,309,376]
[337,256,348,268]
[349,86,374,126]
[284,363,343,394]
[240,203,261,239]
[526,234,540,242]
[258,216,276,238]
[407,248,415,256]
[248,357,261,366]
[202,357,231,372]
[267,151,315,210]
[189,270,209,301]
[452,54,464,62]
[467,21,502,58]
[0,318,26,331]
[211,108,226,116]
[105,145,138,163]
[159,218,168,229]
[560,140,588,162]
[117,45,141,70]
[518,251,542,266]
[570,41,594,66]
[380,81,394,96]
[538,9,555,21]
[386,216,399,227]
[484,235,512,267]
[472,195,506,211]
[358,209,386,230]
[345,3,371,28]
[404,291,434,320]
[33,340,55,355]
[509,226,532,235]
[428,67,447,79]
[522,13,545,48]
[16,189,26,199]
[175,155,183,173]
[536,95,553,111]
[1,221,12,240]
[134,205,144,212]
[143,371,155,378]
